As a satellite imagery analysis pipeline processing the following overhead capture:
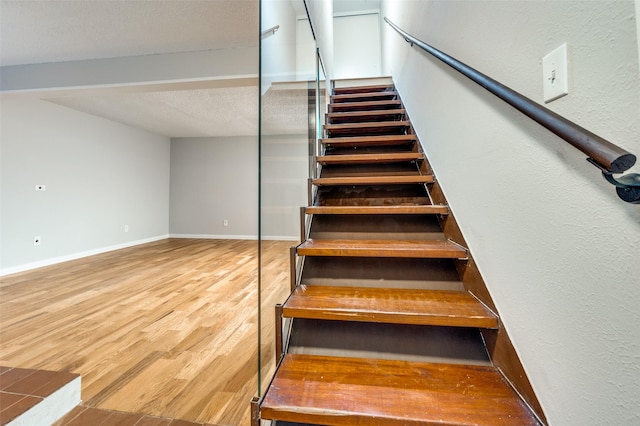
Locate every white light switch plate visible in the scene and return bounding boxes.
[543,43,568,103]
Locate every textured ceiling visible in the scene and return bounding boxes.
[0,0,259,67]
[0,0,376,138]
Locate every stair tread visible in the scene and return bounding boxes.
[332,84,395,94]
[327,109,406,119]
[306,205,449,214]
[329,99,402,112]
[317,152,423,164]
[325,121,410,130]
[313,175,434,186]
[321,134,416,147]
[261,354,540,425]
[297,238,467,258]
[331,91,396,102]
[284,285,498,328]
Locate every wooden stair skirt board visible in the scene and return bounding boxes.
[260,354,540,426]
[256,80,546,425]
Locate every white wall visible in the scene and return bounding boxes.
[169,136,259,239]
[334,12,381,79]
[305,0,334,82]
[382,0,640,424]
[1,99,170,274]
[262,0,299,91]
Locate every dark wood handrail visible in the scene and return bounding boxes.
[384,18,640,203]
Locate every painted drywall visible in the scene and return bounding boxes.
[382,0,640,424]
[169,136,259,239]
[305,0,334,82]
[334,13,382,79]
[1,98,170,274]
[169,134,306,241]
[261,0,299,92]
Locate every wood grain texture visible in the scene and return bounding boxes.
[317,152,422,164]
[297,238,467,258]
[283,285,498,328]
[332,84,394,94]
[261,354,540,425]
[331,91,397,103]
[329,99,402,112]
[321,134,416,148]
[0,239,291,426]
[312,175,434,186]
[305,205,449,215]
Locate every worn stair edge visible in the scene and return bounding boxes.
[317,152,423,165]
[326,109,406,120]
[260,354,541,426]
[312,175,434,186]
[283,285,498,328]
[325,121,410,131]
[329,99,402,111]
[296,238,467,259]
[305,205,449,215]
[332,84,395,94]
[331,91,397,102]
[321,135,416,148]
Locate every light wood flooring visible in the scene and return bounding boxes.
[0,238,292,425]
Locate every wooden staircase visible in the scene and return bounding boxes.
[254,82,544,425]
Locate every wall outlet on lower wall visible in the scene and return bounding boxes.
[34,236,41,246]
[124,225,129,232]
[223,219,229,227]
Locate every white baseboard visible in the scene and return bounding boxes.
[0,235,169,277]
[169,234,299,241]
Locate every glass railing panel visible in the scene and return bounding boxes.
[258,0,317,396]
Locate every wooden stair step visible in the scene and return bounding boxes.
[284,285,498,328]
[321,134,416,148]
[296,239,467,258]
[325,121,410,136]
[317,152,423,165]
[305,205,449,215]
[329,99,402,112]
[332,84,395,94]
[260,354,541,425]
[326,109,406,123]
[331,91,396,103]
[313,175,433,186]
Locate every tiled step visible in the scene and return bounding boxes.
[0,366,80,426]
[305,205,449,215]
[312,175,433,186]
[332,84,394,94]
[321,134,416,148]
[283,285,498,328]
[296,238,467,258]
[329,99,402,112]
[260,354,541,425]
[325,121,410,137]
[326,109,406,124]
[317,152,423,165]
[331,91,396,103]
[54,406,217,425]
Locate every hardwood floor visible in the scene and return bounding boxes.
[0,238,292,425]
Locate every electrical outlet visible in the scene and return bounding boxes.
[34,236,41,246]
[223,219,229,227]
[124,225,129,232]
